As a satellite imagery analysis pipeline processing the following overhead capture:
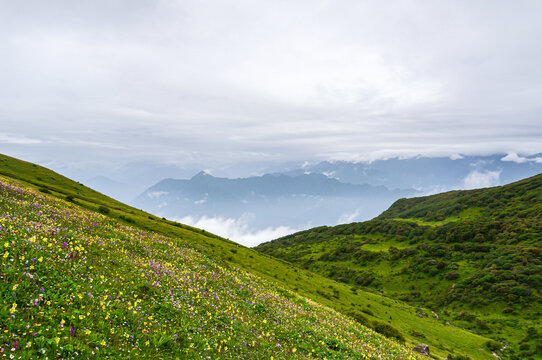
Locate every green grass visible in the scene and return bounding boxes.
[391,207,484,227]
[0,153,499,359]
[1,175,431,359]
[257,174,542,359]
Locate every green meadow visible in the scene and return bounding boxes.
[257,174,542,359]
[0,153,502,359]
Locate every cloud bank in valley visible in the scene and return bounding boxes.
[176,214,304,247]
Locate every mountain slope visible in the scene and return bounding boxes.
[0,153,497,359]
[0,175,426,359]
[256,174,542,359]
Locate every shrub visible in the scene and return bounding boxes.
[361,308,374,316]
[371,321,404,342]
[476,320,490,330]
[119,215,135,224]
[39,187,51,194]
[445,271,460,280]
[484,340,501,352]
[347,311,369,326]
[410,330,426,339]
[98,205,110,214]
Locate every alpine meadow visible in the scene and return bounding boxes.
[2,1,542,360]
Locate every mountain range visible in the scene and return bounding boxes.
[133,172,415,244]
[280,153,542,191]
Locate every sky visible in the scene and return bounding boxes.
[1,0,542,176]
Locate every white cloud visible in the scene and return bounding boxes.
[176,214,301,247]
[501,153,528,163]
[337,209,360,224]
[450,154,464,160]
[194,193,208,205]
[501,152,542,164]
[146,191,168,199]
[462,169,501,190]
[2,1,542,169]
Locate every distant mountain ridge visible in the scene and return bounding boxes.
[145,171,396,198]
[280,154,542,191]
[134,172,416,234]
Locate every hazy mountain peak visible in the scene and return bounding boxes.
[191,170,214,180]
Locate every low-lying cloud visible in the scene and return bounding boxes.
[337,209,360,224]
[463,169,501,190]
[501,153,542,164]
[175,214,302,247]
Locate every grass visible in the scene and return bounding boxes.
[0,175,429,359]
[256,174,542,359]
[0,153,498,359]
[391,207,484,227]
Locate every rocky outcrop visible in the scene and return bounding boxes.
[412,344,430,356]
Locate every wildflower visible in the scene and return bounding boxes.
[70,324,75,337]
[8,303,17,314]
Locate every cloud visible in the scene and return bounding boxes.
[1,1,542,171]
[0,134,42,144]
[194,194,208,205]
[462,169,501,190]
[337,209,360,224]
[450,154,464,160]
[175,214,301,247]
[500,152,542,164]
[501,153,528,163]
[146,191,168,199]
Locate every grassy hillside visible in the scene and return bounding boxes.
[0,175,427,359]
[256,174,542,359]
[0,153,497,359]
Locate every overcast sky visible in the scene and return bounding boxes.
[1,0,542,174]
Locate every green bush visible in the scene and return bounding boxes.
[445,271,460,280]
[346,311,369,326]
[98,205,110,214]
[371,321,404,342]
[484,340,501,352]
